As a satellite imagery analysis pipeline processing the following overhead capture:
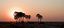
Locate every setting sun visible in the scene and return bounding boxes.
[8,7,24,20]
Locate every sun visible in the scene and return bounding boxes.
[8,7,24,19]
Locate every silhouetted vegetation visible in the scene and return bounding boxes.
[14,11,25,22]
[14,11,43,22]
[36,14,43,22]
[14,11,25,19]
[25,15,31,21]
[14,11,31,22]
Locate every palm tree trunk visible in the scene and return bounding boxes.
[38,18,41,22]
[38,19,39,22]
[40,19,41,22]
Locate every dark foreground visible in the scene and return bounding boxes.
[0,22,64,28]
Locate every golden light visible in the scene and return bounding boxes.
[8,7,24,20]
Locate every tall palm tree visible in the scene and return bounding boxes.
[36,14,43,22]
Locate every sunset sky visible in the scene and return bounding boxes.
[0,0,64,22]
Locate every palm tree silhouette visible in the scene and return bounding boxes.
[36,14,43,22]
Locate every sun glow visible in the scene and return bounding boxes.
[8,7,24,19]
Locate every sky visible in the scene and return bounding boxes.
[0,0,64,22]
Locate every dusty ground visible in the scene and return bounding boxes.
[0,22,64,28]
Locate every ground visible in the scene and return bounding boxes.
[0,22,64,28]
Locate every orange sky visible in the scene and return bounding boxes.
[0,0,64,22]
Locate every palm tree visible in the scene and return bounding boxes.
[36,14,43,22]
